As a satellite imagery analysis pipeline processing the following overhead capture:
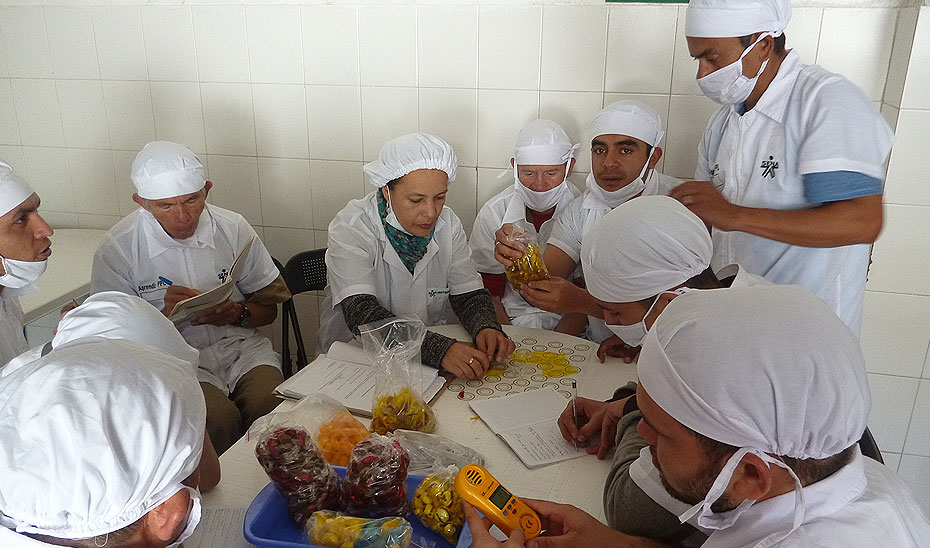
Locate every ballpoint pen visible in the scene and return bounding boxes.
[571,379,580,450]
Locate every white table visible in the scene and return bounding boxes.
[203,325,638,524]
[19,228,106,323]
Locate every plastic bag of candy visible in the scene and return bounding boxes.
[306,511,413,548]
[254,423,341,526]
[411,465,465,544]
[247,394,370,467]
[342,433,410,518]
[360,317,437,435]
[503,221,549,291]
[393,430,485,476]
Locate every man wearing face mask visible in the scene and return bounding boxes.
[669,0,894,334]
[0,162,53,367]
[0,338,210,548]
[470,120,581,332]
[558,195,767,546]
[91,141,291,455]
[467,286,930,548]
[494,102,681,346]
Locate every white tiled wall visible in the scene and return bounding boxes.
[1,0,929,511]
[869,5,930,516]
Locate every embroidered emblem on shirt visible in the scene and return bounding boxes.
[710,164,720,179]
[760,156,779,179]
[218,268,229,283]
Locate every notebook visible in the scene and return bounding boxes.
[274,341,446,417]
[468,387,583,469]
[168,236,255,325]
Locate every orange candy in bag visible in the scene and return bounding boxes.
[317,412,370,466]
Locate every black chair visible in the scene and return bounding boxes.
[278,249,328,378]
[858,427,883,464]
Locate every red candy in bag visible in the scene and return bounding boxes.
[255,425,341,526]
[341,433,410,518]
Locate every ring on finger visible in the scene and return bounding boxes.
[468,358,474,365]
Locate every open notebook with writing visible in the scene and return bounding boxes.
[275,341,445,417]
[168,236,255,325]
[469,387,582,469]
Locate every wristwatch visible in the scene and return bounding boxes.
[233,303,251,327]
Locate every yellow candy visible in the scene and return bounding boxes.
[412,475,465,544]
[370,387,437,435]
[505,243,549,290]
[308,512,412,548]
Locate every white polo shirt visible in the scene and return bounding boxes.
[0,290,26,368]
[469,183,580,330]
[697,50,894,334]
[91,205,281,391]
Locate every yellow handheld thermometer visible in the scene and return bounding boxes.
[455,464,542,540]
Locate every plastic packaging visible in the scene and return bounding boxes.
[342,434,411,518]
[306,511,413,548]
[255,424,341,526]
[504,224,549,290]
[393,430,485,476]
[248,394,371,468]
[412,466,465,544]
[360,317,437,435]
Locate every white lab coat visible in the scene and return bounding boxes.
[697,51,894,334]
[0,289,27,367]
[704,450,930,547]
[469,183,580,330]
[91,205,281,392]
[547,171,682,342]
[319,192,485,353]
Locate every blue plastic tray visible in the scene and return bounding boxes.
[244,467,464,548]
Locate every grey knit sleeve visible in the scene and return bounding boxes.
[339,294,456,369]
[448,288,506,341]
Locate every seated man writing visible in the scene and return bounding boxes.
[467,285,930,547]
[91,141,291,454]
[0,337,214,547]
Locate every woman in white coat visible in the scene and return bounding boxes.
[319,133,514,379]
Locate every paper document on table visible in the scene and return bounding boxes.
[184,507,251,548]
[469,387,581,469]
[274,341,445,417]
[168,237,255,325]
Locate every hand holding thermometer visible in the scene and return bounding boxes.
[455,464,542,540]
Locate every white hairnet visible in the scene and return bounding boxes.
[581,196,712,303]
[686,0,791,38]
[513,120,577,166]
[589,101,665,147]
[131,141,206,200]
[0,161,35,218]
[0,338,205,539]
[54,291,199,369]
[638,284,870,459]
[363,133,457,188]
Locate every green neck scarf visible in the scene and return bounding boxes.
[377,191,434,274]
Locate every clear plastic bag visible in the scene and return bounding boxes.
[306,511,413,548]
[360,317,437,435]
[504,222,549,290]
[248,394,370,468]
[411,465,465,544]
[341,433,411,518]
[254,423,341,526]
[393,430,485,476]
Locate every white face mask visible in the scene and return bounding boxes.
[383,189,412,235]
[677,447,805,539]
[607,295,662,347]
[0,255,48,289]
[697,33,773,106]
[513,159,572,212]
[166,486,202,548]
[587,147,654,209]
